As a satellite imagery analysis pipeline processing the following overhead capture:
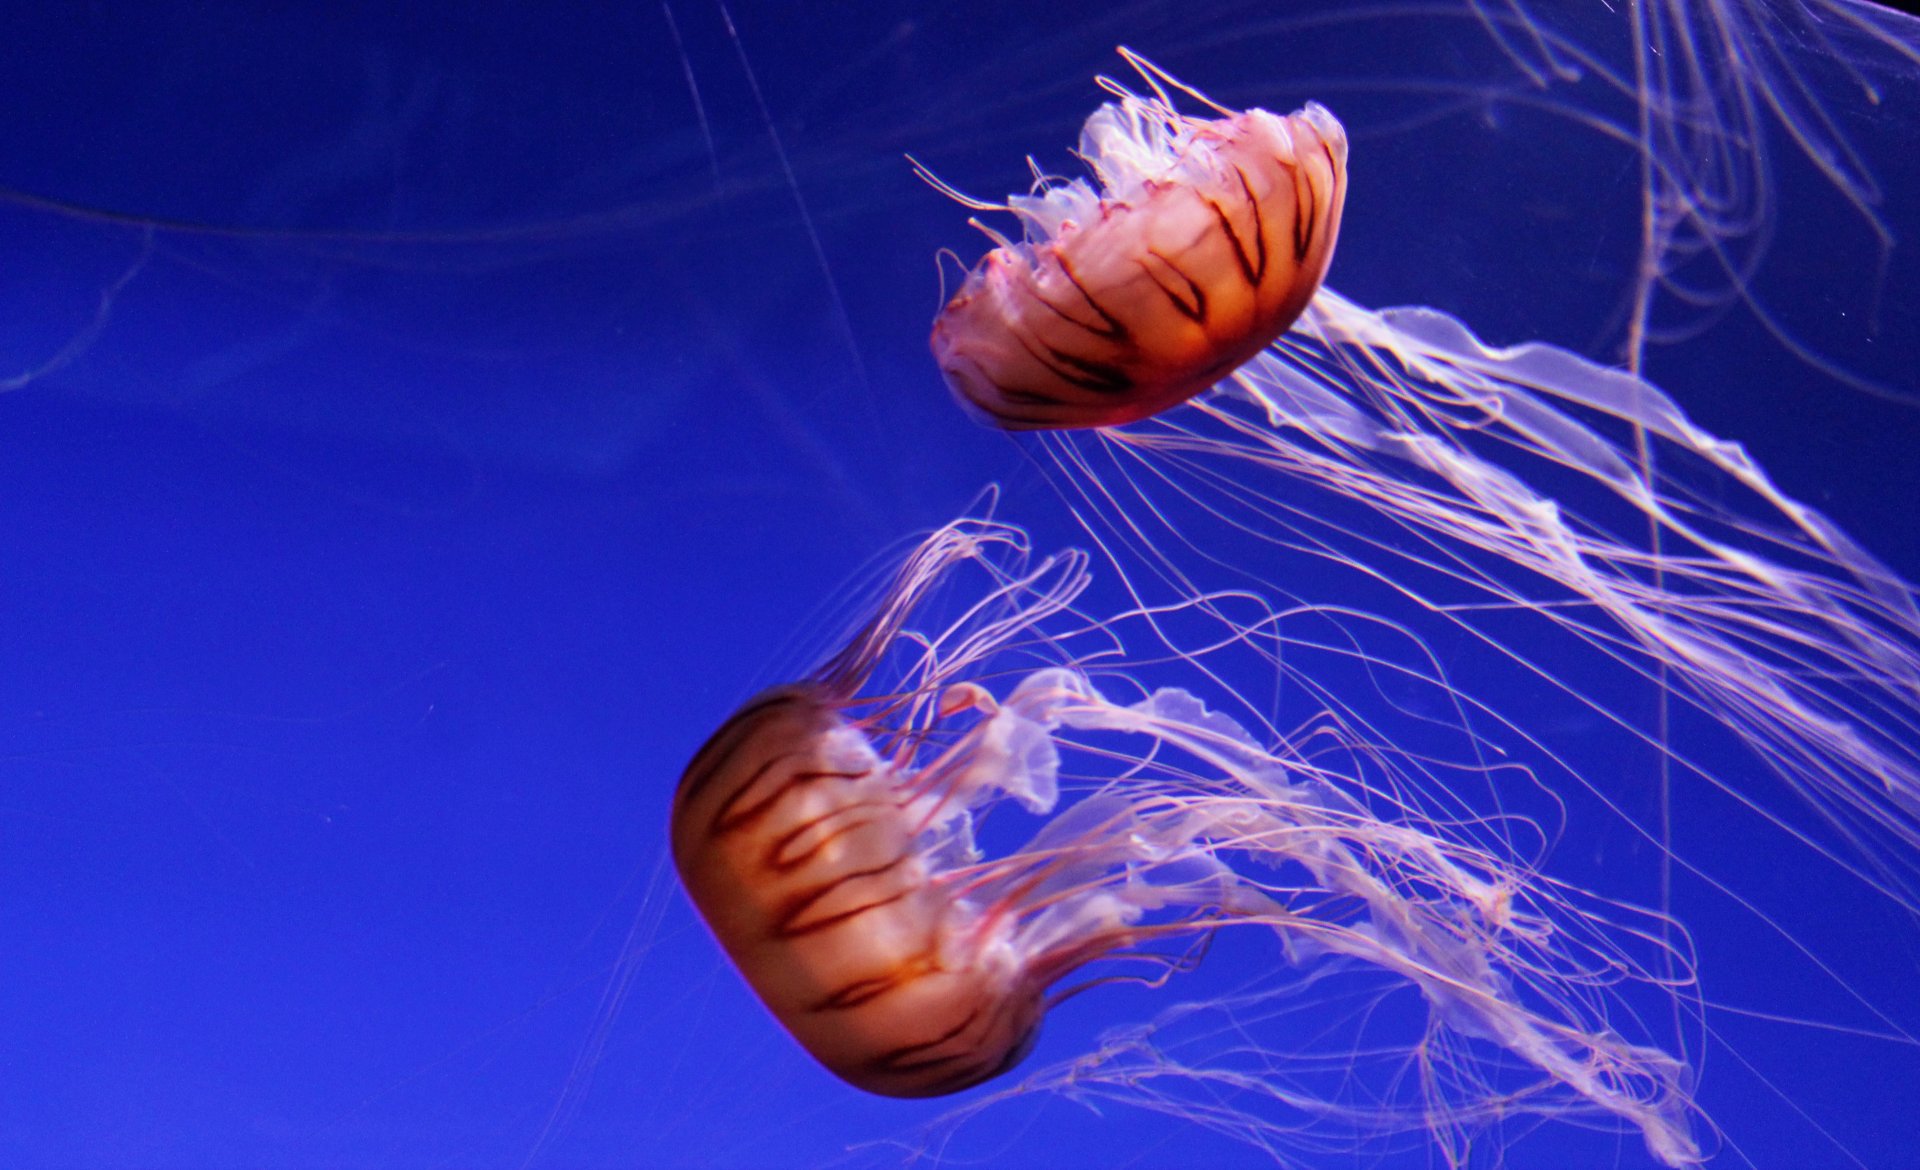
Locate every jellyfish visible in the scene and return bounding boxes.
[672,515,1704,1166]
[925,52,1920,931]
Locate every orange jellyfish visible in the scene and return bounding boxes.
[672,516,1703,1165]
[926,49,1346,430]
[925,52,1920,933]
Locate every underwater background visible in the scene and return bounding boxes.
[3,3,1917,1167]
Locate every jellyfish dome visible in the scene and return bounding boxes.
[929,53,1347,430]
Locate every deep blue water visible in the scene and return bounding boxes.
[3,4,1917,1168]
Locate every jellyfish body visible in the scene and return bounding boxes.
[670,683,1047,1097]
[672,518,1703,1165]
[929,61,1347,430]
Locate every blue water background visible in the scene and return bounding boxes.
[3,4,1917,1167]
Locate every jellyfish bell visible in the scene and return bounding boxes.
[928,53,1348,430]
[669,681,1050,1098]
[671,516,1704,1165]
[668,525,1112,1097]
